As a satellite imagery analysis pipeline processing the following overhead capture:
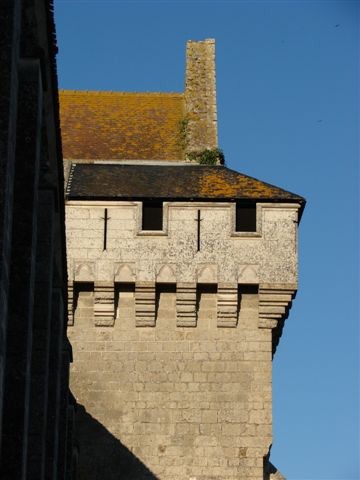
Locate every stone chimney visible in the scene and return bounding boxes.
[184,39,218,159]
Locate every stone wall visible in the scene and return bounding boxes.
[69,284,272,479]
[66,200,300,479]
[66,201,299,288]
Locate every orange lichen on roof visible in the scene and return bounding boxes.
[59,90,185,160]
[198,168,295,199]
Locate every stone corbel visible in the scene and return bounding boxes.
[135,282,156,327]
[176,282,197,327]
[258,284,297,329]
[94,282,115,327]
[217,283,238,327]
[259,284,297,354]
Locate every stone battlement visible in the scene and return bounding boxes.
[69,282,295,332]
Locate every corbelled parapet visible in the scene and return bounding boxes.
[185,39,218,159]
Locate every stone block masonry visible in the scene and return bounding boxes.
[69,285,274,479]
[65,201,300,287]
[185,39,218,155]
[65,199,299,478]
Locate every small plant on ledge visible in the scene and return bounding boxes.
[178,117,189,149]
[187,148,225,165]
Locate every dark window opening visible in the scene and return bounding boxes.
[236,202,257,232]
[142,201,163,231]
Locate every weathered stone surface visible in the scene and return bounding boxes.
[94,282,115,327]
[135,282,156,327]
[65,198,300,479]
[217,283,238,327]
[176,283,197,327]
[185,39,218,155]
[66,201,300,287]
[69,287,274,479]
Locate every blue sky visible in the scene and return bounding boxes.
[55,1,359,478]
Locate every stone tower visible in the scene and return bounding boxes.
[60,39,305,480]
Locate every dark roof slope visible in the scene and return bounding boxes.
[67,164,305,205]
[59,91,184,161]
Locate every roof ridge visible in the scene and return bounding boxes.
[59,90,184,96]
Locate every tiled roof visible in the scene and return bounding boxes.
[59,91,184,161]
[66,164,305,205]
